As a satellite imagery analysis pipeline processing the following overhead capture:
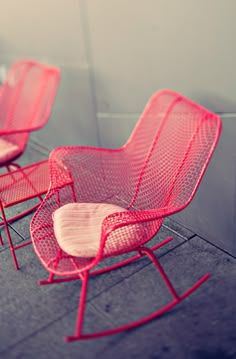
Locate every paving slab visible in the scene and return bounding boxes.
[1,236,235,359]
[163,217,195,240]
[0,302,120,359]
[0,212,36,257]
[0,225,24,253]
[0,226,184,356]
[88,236,236,359]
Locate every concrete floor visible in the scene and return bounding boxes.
[0,142,236,359]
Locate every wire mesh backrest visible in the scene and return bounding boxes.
[124,91,221,212]
[49,91,221,218]
[0,59,60,149]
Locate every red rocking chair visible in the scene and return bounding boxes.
[0,59,60,269]
[30,89,221,341]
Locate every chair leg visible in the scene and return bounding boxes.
[63,245,210,341]
[65,271,89,341]
[0,203,41,227]
[6,163,21,172]
[139,246,210,299]
[0,202,19,270]
[0,201,33,269]
[91,236,174,277]
[0,192,44,269]
[139,246,179,300]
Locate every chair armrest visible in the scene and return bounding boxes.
[48,150,74,190]
[81,206,176,261]
[102,206,175,240]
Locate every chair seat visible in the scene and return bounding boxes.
[0,160,49,207]
[53,202,144,258]
[0,138,21,165]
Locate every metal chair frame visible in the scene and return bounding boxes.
[30,89,222,341]
[0,59,60,269]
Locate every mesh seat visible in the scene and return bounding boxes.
[30,89,222,341]
[0,59,60,269]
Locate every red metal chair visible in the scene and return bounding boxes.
[0,59,60,170]
[0,59,60,269]
[30,89,221,341]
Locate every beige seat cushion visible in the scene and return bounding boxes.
[0,138,21,165]
[53,202,143,258]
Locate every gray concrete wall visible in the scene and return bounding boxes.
[0,0,99,149]
[0,0,235,255]
[172,115,236,257]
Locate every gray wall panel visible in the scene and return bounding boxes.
[0,0,86,64]
[172,116,236,257]
[0,0,98,149]
[31,64,98,150]
[86,0,236,114]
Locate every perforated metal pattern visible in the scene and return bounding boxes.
[0,160,49,207]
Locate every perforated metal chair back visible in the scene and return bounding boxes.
[0,59,60,166]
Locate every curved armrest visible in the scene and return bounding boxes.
[49,154,73,190]
[93,206,177,261]
[102,206,175,238]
